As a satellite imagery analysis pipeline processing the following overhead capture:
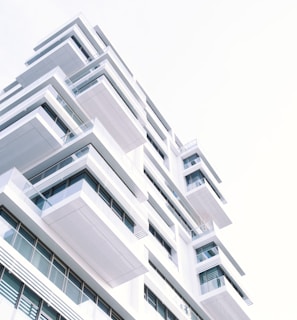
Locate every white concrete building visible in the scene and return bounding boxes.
[0,15,252,320]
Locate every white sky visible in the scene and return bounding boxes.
[1,1,297,319]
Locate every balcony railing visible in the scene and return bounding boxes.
[197,246,219,263]
[30,146,90,184]
[200,275,225,294]
[0,228,120,319]
[61,120,94,143]
[187,178,205,192]
[183,157,201,169]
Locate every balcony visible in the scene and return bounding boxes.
[196,245,219,263]
[199,274,251,320]
[186,177,231,228]
[39,179,148,287]
[18,39,87,87]
[72,62,146,152]
[0,106,65,174]
[0,233,83,320]
[0,227,123,320]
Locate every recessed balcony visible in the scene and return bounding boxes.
[74,70,146,152]
[39,179,148,287]
[0,106,65,174]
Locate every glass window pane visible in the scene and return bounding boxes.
[40,303,59,320]
[124,215,134,232]
[13,227,35,261]
[0,210,17,244]
[0,270,22,305]
[147,290,157,309]
[66,272,81,304]
[82,285,96,303]
[49,259,66,290]
[52,181,67,196]
[98,298,110,315]
[31,243,51,276]
[157,300,166,319]
[112,201,124,219]
[18,286,40,319]
[99,186,111,205]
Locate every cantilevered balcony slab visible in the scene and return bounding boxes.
[0,107,64,174]
[76,75,146,152]
[200,278,251,320]
[42,180,148,287]
[18,40,86,87]
[186,180,231,228]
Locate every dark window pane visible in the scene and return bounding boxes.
[19,286,40,319]
[98,297,110,315]
[99,186,111,205]
[0,270,22,305]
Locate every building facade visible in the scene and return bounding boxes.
[0,15,252,320]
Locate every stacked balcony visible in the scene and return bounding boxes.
[0,161,148,288]
[181,141,231,228]
[193,232,251,320]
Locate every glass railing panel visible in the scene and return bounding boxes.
[197,247,219,263]
[29,145,90,184]
[0,228,101,316]
[61,120,94,143]
[200,275,225,294]
[38,180,84,210]
[55,94,83,126]
[187,178,205,192]
[184,157,201,169]
[31,250,51,277]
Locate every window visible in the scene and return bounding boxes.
[40,303,60,320]
[183,153,200,169]
[49,258,66,290]
[196,242,218,262]
[149,224,172,256]
[144,170,194,236]
[18,286,41,319]
[0,266,65,319]
[0,208,17,243]
[71,35,90,60]
[144,286,178,320]
[186,170,204,189]
[66,272,82,304]
[149,261,203,320]
[0,207,125,320]
[31,242,52,276]
[0,269,22,305]
[13,226,35,261]
[147,134,165,160]
[31,170,135,233]
[199,266,224,294]
[42,103,70,135]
